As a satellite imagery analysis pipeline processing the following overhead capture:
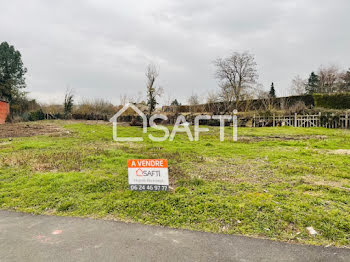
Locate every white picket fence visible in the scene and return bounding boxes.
[253,113,350,129]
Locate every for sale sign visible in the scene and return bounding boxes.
[128,159,169,191]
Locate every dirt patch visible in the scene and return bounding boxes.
[304,176,350,192]
[0,123,66,139]
[328,149,350,155]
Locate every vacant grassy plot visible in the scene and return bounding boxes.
[0,121,350,247]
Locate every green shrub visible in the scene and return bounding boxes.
[320,112,341,126]
[21,112,30,122]
[28,109,45,121]
[313,93,350,109]
[5,114,12,123]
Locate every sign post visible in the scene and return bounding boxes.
[128,159,169,191]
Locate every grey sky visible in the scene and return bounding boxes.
[1,0,350,105]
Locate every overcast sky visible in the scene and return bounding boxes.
[1,0,350,105]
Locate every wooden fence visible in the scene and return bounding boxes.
[253,113,350,129]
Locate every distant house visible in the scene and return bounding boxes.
[0,98,9,124]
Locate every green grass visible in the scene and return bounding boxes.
[1,121,350,247]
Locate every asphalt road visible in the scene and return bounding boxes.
[0,210,349,262]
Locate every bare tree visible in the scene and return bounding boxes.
[145,63,163,117]
[240,92,254,112]
[187,93,200,106]
[206,91,220,113]
[128,91,145,104]
[257,89,274,111]
[77,98,114,115]
[164,91,173,107]
[318,65,340,93]
[339,69,350,92]
[119,94,128,106]
[206,91,219,104]
[218,83,235,113]
[214,51,258,111]
[187,93,201,113]
[290,75,306,95]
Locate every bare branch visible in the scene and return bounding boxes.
[214,51,258,111]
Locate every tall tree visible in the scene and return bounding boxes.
[269,82,276,98]
[341,69,350,92]
[64,89,74,117]
[187,93,200,105]
[171,99,180,106]
[0,42,27,102]
[145,63,162,117]
[188,93,201,113]
[290,75,306,95]
[305,72,320,94]
[214,51,258,111]
[206,91,220,113]
[318,65,340,93]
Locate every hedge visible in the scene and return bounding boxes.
[313,93,350,109]
[28,109,45,121]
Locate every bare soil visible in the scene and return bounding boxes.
[328,149,350,155]
[0,122,66,139]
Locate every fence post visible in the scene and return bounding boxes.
[294,113,297,127]
[253,114,255,127]
[273,113,275,127]
[319,112,321,127]
[346,113,348,129]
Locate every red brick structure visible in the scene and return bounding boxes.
[0,100,10,124]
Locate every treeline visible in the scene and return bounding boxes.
[6,98,117,122]
[306,67,350,94]
[27,98,119,121]
[1,40,350,123]
[291,66,350,95]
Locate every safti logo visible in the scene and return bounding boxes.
[136,168,143,177]
[110,103,238,142]
[128,159,169,191]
